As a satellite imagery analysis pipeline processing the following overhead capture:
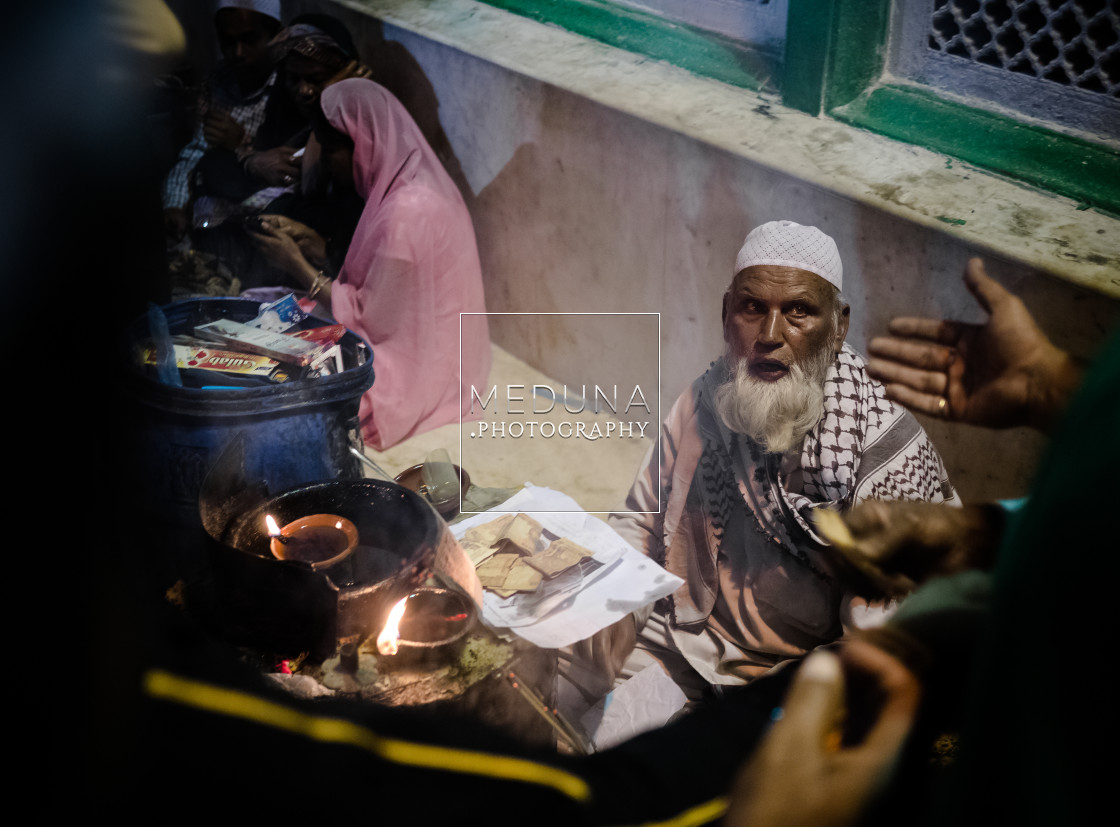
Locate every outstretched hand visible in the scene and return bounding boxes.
[867,258,1080,432]
[724,643,920,827]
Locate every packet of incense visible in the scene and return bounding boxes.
[290,324,347,347]
[141,338,279,378]
[246,293,309,331]
[194,318,323,366]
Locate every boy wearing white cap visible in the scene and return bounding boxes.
[597,221,960,699]
[162,1,284,239]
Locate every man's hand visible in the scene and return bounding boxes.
[813,502,1003,599]
[244,146,302,187]
[329,59,373,85]
[257,214,328,268]
[202,109,246,152]
[867,258,1081,432]
[724,644,920,827]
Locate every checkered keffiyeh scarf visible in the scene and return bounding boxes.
[666,345,957,622]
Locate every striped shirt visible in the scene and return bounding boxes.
[162,65,278,210]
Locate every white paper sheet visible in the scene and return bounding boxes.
[451,484,683,648]
[581,664,688,751]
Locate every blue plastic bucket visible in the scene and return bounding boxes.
[121,297,374,585]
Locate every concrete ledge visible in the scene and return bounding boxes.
[334,0,1120,298]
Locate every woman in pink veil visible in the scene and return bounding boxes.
[250,78,490,449]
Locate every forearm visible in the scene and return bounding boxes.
[1027,347,1085,433]
[284,256,333,314]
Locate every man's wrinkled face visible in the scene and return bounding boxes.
[716,265,849,452]
[722,265,848,381]
[216,9,276,92]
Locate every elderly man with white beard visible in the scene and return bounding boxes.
[597,220,960,700]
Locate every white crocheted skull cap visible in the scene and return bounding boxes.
[216,0,282,23]
[734,220,843,291]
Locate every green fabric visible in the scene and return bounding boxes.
[931,330,1120,824]
[888,569,992,630]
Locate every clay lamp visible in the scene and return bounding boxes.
[266,512,359,571]
[375,588,475,667]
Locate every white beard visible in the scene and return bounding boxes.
[714,343,835,454]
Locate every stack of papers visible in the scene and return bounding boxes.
[451,485,683,648]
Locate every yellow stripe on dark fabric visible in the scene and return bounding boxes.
[143,669,591,802]
[612,796,730,827]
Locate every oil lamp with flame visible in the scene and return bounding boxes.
[376,595,409,655]
[266,512,359,570]
[373,588,475,666]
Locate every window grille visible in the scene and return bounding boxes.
[928,0,1118,97]
[891,0,1120,145]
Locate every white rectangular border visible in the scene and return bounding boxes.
[460,312,661,515]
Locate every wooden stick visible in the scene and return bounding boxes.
[506,670,590,755]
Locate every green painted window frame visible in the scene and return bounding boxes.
[480,0,1119,214]
[783,0,1119,215]
[476,0,779,92]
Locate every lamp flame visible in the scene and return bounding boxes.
[377,595,409,656]
[265,514,281,537]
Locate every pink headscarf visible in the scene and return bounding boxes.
[321,79,490,449]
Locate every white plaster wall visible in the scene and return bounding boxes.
[293,0,1120,501]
